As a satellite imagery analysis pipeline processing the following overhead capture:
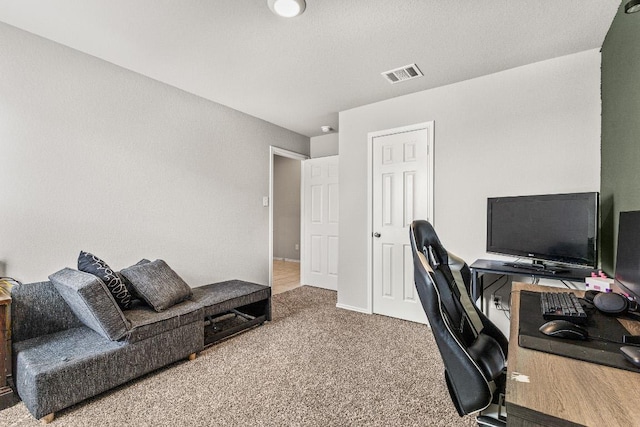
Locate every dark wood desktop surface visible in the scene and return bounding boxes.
[507,283,640,427]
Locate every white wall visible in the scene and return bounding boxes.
[310,133,339,158]
[0,23,309,286]
[337,49,602,311]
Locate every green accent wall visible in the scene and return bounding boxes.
[601,2,640,272]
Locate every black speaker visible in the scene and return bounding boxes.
[593,292,630,315]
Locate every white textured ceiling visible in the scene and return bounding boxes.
[0,0,620,137]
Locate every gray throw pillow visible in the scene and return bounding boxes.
[118,258,151,299]
[49,268,131,341]
[120,259,192,312]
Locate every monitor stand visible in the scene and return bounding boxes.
[501,260,568,275]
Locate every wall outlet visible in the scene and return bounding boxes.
[295,244,299,250]
[493,295,502,306]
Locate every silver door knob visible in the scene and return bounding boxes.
[373,232,381,238]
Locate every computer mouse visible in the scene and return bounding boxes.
[539,319,589,340]
[620,346,640,367]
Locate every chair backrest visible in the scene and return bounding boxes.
[409,220,508,416]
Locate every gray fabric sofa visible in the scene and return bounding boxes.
[11,266,271,422]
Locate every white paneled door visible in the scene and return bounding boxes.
[303,155,339,290]
[371,123,433,323]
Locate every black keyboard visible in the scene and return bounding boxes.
[540,292,588,324]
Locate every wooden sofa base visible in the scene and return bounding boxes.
[40,413,54,424]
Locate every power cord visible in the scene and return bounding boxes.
[493,292,511,320]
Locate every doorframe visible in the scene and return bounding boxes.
[269,146,309,287]
[366,122,435,314]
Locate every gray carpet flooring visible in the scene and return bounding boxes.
[0,286,477,426]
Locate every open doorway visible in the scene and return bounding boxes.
[269,147,308,294]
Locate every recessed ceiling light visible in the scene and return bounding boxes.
[268,0,306,18]
[626,0,640,13]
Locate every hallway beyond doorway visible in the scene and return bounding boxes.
[272,259,300,294]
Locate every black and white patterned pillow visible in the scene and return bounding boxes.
[78,251,132,310]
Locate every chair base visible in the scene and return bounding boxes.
[476,397,506,427]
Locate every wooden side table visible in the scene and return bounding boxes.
[0,279,17,410]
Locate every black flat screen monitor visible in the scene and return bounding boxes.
[614,211,640,303]
[486,192,598,269]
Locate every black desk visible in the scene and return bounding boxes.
[469,259,593,307]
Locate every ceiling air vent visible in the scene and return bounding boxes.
[382,63,423,84]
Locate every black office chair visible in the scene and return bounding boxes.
[409,220,508,427]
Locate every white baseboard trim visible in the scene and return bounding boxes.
[336,303,372,314]
[273,257,300,263]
